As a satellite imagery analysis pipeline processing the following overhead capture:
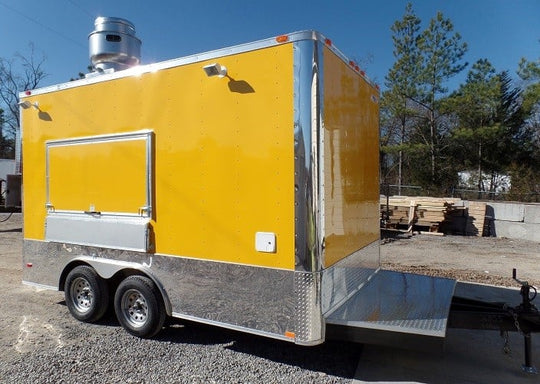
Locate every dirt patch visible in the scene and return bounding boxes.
[380,232,540,287]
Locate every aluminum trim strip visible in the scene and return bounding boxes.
[329,318,449,337]
[46,210,144,218]
[171,312,292,343]
[45,214,151,252]
[45,129,153,147]
[19,30,377,98]
[20,32,318,97]
[316,41,325,269]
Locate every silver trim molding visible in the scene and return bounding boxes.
[45,214,151,252]
[19,31,377,98]
[293,39,323,273]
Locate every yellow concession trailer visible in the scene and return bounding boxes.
[20,31,455,347]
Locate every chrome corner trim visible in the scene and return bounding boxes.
[293,38,324,273]
[315,41,325,269]
[294,270,324,345]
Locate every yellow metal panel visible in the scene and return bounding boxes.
[22,43,295,270]
[322,47,380,268]
[47,138,147,213]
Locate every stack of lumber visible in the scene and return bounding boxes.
[380,196,417,231]
[381,196,484,235]
[466,201,487,236]
[413,197,463,230]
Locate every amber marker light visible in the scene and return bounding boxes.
[284,331,295,339]
[276,35,289,43]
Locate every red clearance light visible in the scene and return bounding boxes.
[360,70,365,76]
[324,38,332,46]
[26,263,33,268]
[276,35,289,43]
[349,60,355,67]
[375,84,380,90]
[25,90,32,96]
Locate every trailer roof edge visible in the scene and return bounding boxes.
[20,30,377,98]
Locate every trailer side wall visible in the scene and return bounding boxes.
[321,47,380,268]
[23,44,296,270]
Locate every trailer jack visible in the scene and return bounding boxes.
[511,268,538,374]
[449,269,539,374]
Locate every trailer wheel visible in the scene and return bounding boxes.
[114,275,165,338]
[64,265,109,323]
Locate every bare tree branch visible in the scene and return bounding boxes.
[0,43,48,157]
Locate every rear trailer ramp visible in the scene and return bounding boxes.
[326,270,456,352]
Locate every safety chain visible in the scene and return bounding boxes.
[503,304,525,336]
[500,305,526,356]
[512,311,524,335]
[501,330,511,355]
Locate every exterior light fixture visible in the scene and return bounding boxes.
[203,63,227,78]
[18,101,39,110]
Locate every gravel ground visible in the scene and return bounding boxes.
[0,214,359,384]
[0,213,538,383]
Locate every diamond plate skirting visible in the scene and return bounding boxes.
[294,271,323,345]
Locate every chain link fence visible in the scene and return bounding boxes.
[380,184,539,203]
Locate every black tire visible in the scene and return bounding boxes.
[64,265,109,323]
[114,275,166,338]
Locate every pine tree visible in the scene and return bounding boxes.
[382,3,422,193]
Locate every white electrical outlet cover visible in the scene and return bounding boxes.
[255,232,276,253]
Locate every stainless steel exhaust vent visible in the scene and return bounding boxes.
[89,17,141,72]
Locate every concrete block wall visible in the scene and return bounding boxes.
[488,202,540,242]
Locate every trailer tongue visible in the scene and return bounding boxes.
[450,270,539,374]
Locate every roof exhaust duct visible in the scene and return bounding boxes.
[89,17,141,72]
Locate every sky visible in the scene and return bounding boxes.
[0,0,539,92]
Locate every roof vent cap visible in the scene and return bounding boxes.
[88,17,141,72]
